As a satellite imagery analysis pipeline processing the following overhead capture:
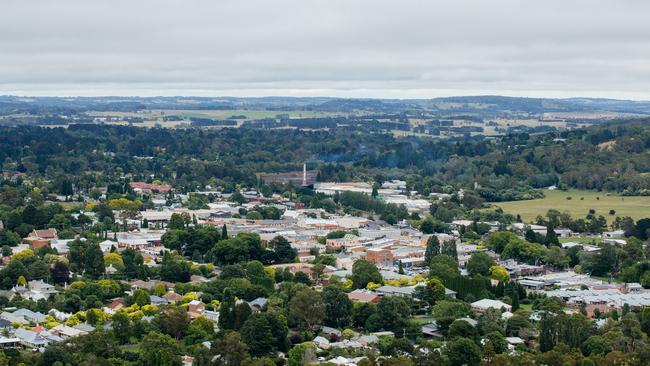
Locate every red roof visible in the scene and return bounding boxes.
[347,290,381,303]
[30,228,58,239]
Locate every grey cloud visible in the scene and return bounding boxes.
[1,0,650,98]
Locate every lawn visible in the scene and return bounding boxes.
[559,237,603,245]
[518,303,533,311]
[495,189,650,224]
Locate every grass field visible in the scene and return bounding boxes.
[559,237,603,245]
[90,109,340,121]
[495,189,650,223]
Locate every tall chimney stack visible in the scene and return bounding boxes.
[302,163,307,186]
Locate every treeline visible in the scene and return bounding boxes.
[337,191,409,224]
[0,119,649,200]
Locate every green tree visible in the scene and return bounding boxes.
[132,289,151,307]
[420,219,435,234]
[139,331,181,366]
[441,240,458,260]
[219,289,237,330]
[270,236,296,264]
[168,213,190,230]
[122,248,145,279]
[0,230,20,246]
[413,277,445,307]
[50,261,70,284]
[287,342,317,366]
[448,319,479,342]
[511,291,520,312]
[214,331,250,365]
[377,296,411,333]
[484,231,519,254]
[351,260,382,289]
[112,311,131,344]
[234,302,252,330]
[483,331,508,354]
[159,254,191,282]
[466,252,495,276]
[581,335,611,356]
[429,254,459,280]
[289,288,325,331]
[84,243,105,278]
[322,286,353,328]
[222,224,228,238]
[424,235,440,265]
[157,307,190,340]
[545,246,569,269]
[241,314,276,356]
[444,336,481,366]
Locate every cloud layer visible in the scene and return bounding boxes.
[2,0,650,98]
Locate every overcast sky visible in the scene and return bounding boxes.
[2,0,650,99]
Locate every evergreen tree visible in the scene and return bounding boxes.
[424,235,440,265]
[270,236,297,264]
[545,225,560,246]
[219,289,236,330]
[50,261,70,284]
[322,286,353,328]
[441,240,458,260]
[222,224,228,239]
[240,314,276,356]
[539,315,557,352]
[398,260,404,274]
[84,243,105,278]
[234,302,252,330]
[511,291,519,312]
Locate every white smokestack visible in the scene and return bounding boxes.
[302,163,307,186]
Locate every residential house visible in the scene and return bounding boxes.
[248,297,267,312]
[0,337,21,349]
[150,295,169,306]
[347,289,381,303]
[188,300,205,319]
[50,324,87,339]
[163,291,184,303]
[471,299,512,313]
[14,328,50,348]
[13,309,46,324]
[25,228,58,248]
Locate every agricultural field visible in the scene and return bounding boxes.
[495,189,650,223]
[88,108,340,121]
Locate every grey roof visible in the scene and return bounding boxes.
[73,323,96,332]
[248,297,268,308]
[14,328,48,346]
[13,309,46,323]
[321,326,342,336]
[456,317,478,327]
[375,285,417,296]
[150,295,169,305]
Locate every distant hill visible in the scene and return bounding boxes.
[1,94,650,117]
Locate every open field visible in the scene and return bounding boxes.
[559,237,603,245]
[495,189,650,223]
[88,109,342,121]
